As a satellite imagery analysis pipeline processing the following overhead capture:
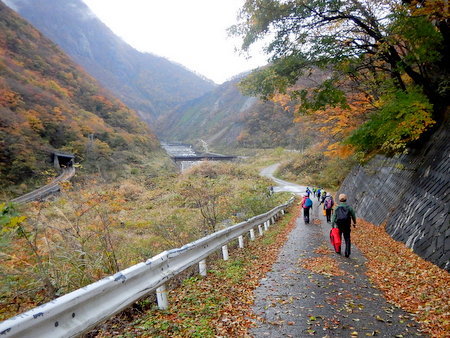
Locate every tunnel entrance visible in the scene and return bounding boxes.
[51,152,74,169]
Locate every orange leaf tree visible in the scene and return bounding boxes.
[230,0,448,157]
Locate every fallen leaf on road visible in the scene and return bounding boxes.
[353,220,450,337]
[299,256,346,276]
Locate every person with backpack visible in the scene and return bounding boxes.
[331,193,356,257]
[301,193,313,224]
[306,187,311,197]
[323,193,334,223]
[320,191,327,205]
[317,188,321,201]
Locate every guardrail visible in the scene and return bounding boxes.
[0,196,295,337]
[10,167,75,204]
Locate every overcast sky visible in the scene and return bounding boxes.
[81,0,268,84]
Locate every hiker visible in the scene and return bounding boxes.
[317,188,321,201]
[299,194,307,209]
[323,193,334,223]
[306,187,311,197]
[301,193,313,224]
[331,193,356,257]
[320,191,327,205]
[312,187,316,197]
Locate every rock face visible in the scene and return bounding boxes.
[338,122,450,270]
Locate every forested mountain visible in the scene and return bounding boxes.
[157,77,313,149]
[0,2,158,191]
[4,0,215,124]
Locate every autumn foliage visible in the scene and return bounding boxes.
[232,0,448,159]
[0,3,158,194]
[0,161,291,321]
[353,220,450,337]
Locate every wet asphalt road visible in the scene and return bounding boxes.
[253,166,423,337]
[260,164,307,195]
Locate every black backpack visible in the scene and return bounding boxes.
[335,206,351,226]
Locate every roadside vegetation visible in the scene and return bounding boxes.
[0,160,290,320]
[275,146,357,191]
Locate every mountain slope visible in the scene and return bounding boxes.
[4,0,215,124]
[157,78,311,149]
[0,2,158,192]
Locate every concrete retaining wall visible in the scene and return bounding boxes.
[338,122,449,271]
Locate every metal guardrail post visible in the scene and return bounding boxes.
[156,284,169,310]
[221,245,229,261]
[249,228,256,241]
[264,221,269,231]
[199,260,207,276]
[238,235,244,248]
[258,224,263,236]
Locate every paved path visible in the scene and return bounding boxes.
[260,164,307,195]
[252,166,423,337]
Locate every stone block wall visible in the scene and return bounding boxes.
[338,122,449,271]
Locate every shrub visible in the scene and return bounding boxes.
[347,87,435,155]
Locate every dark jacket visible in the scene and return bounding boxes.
[331,202,356,227]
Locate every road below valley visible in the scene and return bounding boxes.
[11,166,75,204]
[260,163,307,195]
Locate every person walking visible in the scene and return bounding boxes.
[317,188,321,202]
[320,191,327,205]
[331,194,356,257]
[301,193,313,224]
[323,193,334,223]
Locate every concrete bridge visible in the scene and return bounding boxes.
[161,142,237,170]
[171,154,237,162]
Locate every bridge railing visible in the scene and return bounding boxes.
[0,196,295,338]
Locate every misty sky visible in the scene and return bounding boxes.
[81,0,268,84]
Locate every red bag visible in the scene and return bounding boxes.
[330,227,341,253]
